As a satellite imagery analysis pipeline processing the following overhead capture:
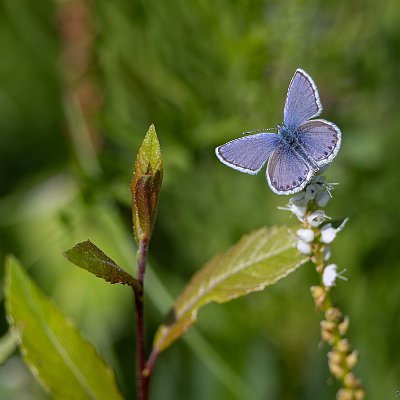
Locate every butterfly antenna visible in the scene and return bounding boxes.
[243,127,276,135]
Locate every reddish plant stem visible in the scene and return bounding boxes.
[135,238,149,400]
[144,347,160,378]
[137,239,149,283]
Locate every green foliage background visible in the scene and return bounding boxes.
[1,0,399,398]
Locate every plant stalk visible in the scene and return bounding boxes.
[135,238,150,400]
[304,210,365,400]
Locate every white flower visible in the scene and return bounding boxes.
[322,264,347,287]
[320,226,336,244]
[279,175,338,221]
[291,204,307,220]
[297,240,312,255]
[320,218,349,244]
[307,210,329,227]
[305,184,318,201]
[296,228,314,243]
[315,190,331,207]
[290,192,308,208]
[278,203,307,221]
[308,174,337,208]
[323,246,331,261]
[296,229,314,255]
[304,176,326,202]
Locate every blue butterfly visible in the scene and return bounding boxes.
[215,69,341,195]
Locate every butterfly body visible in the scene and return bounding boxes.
[280,126,320,170]
[215,69,341,195]
[278,125,296,144]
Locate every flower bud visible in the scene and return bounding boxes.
[296,228,315,242]
[325,307,342,323]
[337,388,353,400]
[327,350,342,364]
[354,389,365,400]
[337,339,350,353]
[321,328,334,343]
[297,240,312,255]
[329,358,344,379]
[344,372,360,388]
[346,351,358,369]
[310,285,326,307]
[338,316,350,335]
[321,320,336,334]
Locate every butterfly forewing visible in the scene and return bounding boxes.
[297,119,341,166]
[267,146,313,194]
[215,133,281,174]
[284,69,322,129]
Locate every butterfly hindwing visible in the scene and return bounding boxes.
[297,119,341,166]
[284,69,322,129]
[215,133,281,174]
[266,146,313,195]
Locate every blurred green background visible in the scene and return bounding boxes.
[1,0,399,398]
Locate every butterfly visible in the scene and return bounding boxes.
[215,69,341,195]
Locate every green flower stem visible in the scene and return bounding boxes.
[135,238,150,400]
[303,208,365,400]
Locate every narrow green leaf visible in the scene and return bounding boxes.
[131,124,163,242]
[134,124,162,176]
[5,256,123,400]
[0,329,19,365]
[63,240,140,291]
[153,226,309,352]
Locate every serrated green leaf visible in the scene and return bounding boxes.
[5,256,123,400]
[153,226,309,353]
[63,240,140,292]
[0,329,19,365]
[131,124,163,242]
